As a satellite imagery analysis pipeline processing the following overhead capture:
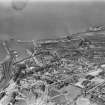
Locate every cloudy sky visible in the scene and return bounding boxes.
[0,1,105,41]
